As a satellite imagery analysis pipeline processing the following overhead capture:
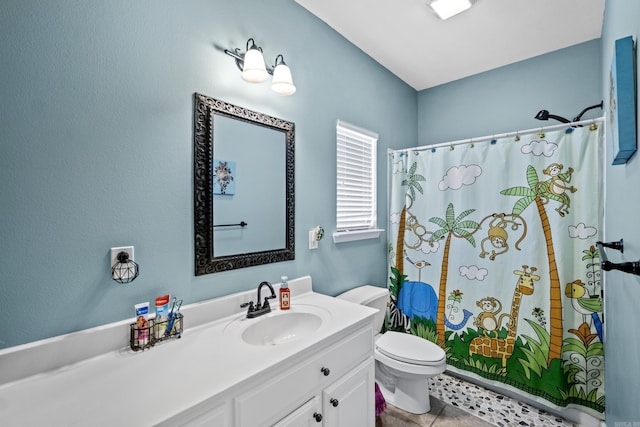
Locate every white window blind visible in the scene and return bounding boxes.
[336,120,378,232]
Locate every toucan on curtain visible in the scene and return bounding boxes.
[387,123,604,418]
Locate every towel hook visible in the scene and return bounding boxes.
[596,239,640,276]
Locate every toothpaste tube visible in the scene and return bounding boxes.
[155,294,170,338]
[134,302,150,346]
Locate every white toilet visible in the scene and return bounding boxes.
[337,285,446,414]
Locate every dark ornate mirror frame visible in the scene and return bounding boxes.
[193,93,295,275]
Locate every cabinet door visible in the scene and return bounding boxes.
[273,396,323,427]
[322,358,374,427]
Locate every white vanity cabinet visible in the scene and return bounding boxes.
[273,359,374,427]
[169,322,375,427]
[0,278,378,427]
[234,324,375,427]
[169,399,232,427]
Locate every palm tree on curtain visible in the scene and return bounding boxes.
[500,165,565,366]
[394,161,426,280]
[428,203,479,346]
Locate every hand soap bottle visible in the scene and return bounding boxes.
[279,276,290,310]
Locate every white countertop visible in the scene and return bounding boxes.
[0,276,376,426]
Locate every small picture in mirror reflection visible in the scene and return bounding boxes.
[213,159,236,195]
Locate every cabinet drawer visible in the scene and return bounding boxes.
[158,398,231,427]
[315,326,373,383]
[272,397,322,427]
[234,325,373,427]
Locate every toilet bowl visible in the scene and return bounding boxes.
[336,286,446,414]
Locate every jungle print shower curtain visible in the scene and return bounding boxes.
[387,124,604,418]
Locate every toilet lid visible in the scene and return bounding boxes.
[376,331,446,366]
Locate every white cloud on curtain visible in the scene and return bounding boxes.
[387,123,604,419]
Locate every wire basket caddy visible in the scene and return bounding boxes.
[130,314,183,351]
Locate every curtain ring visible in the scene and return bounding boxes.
[538,129,545,138]
[589,121,598,131]
[514,132,520,142]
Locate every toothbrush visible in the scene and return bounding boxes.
[165,298,182,336]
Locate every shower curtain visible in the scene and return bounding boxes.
[387,124,604,419]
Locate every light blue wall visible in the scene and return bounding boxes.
[0,0,417,349]
[600,0,640,424]
[418,39,603,145]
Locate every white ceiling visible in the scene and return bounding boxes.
[294,0,605,91]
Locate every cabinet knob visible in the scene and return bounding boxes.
[320,367,330,376]
[330,398,339,407]
[313,412,323,422]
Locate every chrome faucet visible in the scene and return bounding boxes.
[241,281,277,318]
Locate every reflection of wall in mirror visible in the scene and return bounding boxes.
[213,114,286,257]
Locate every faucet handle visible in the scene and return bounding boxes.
[240,301,254,312]
[264,293,276,305]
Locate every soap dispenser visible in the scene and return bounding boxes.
[279,276,290,310]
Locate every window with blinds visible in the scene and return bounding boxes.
[336,120,378,232]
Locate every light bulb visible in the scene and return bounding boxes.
[271,63,296,96]
[241,48,269,83]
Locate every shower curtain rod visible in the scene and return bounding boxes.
[392,116,604,155]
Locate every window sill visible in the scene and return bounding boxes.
[332,229,384,243]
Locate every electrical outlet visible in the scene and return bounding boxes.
[111,246,134,270]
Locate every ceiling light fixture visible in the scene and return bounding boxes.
[224,38,296,96]
[429,0,476,20]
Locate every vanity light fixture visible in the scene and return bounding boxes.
[224,38,296,96]
[429,0,476,20]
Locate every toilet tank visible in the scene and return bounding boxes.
[336,285,389,333]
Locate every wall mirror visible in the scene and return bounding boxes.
[193,93,295,274]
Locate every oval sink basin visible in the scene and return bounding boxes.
[224,305,331,346]
[242,312,322,346]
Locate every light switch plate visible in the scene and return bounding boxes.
[309,231,318,250]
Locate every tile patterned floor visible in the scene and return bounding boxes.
[377,373,575,427]
[378,396,495,427]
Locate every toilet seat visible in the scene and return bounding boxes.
[376,332,446,366]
